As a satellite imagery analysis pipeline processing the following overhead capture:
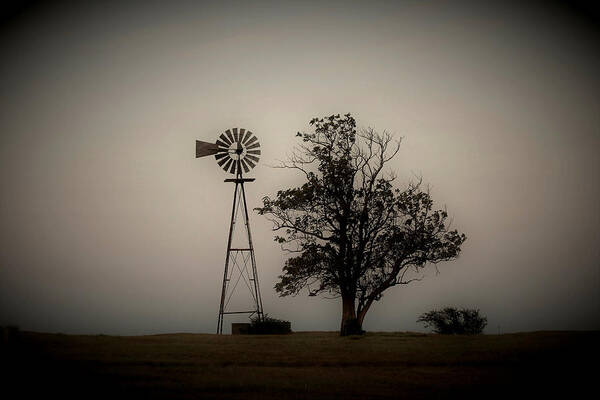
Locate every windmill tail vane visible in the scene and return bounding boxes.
[195,128,264,334]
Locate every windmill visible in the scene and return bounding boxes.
[195,128,264,334]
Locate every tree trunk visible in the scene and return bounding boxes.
[356,294,377,327]
[340,294,363,336]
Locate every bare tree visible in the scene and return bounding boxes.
[257,114,466,335]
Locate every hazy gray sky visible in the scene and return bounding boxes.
[1,1,598,335]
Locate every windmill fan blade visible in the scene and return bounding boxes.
[229,160,237,174]
[219,134,232,146]
[242,131,252,144]
[241,158,250,173]
[225,129,234,144]
[238,128,246,142]
[232,128,239,144]
[222,158,233,171]
[241,131,252,144]
[215,153,228,160]
[246,154,259,163]
[246,142,260,150]
[217,156,230,167]
[216,139,229,149]
[247,149,261,155]
[245,136,258,146]
[244,158,256,169]
[196,140,220,158]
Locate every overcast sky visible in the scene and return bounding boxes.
[1,1,598,335]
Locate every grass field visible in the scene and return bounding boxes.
[3,330,598,399]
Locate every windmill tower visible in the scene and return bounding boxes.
[195,128,264,334]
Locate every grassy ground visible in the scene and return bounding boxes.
[2,330,598,399]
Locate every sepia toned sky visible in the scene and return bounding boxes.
[1,0,598,335]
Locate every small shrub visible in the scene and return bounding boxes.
[248,315,291,334]
[417,307,487,334]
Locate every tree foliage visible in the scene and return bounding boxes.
[256,114,466,335]
[417,307,487,334]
